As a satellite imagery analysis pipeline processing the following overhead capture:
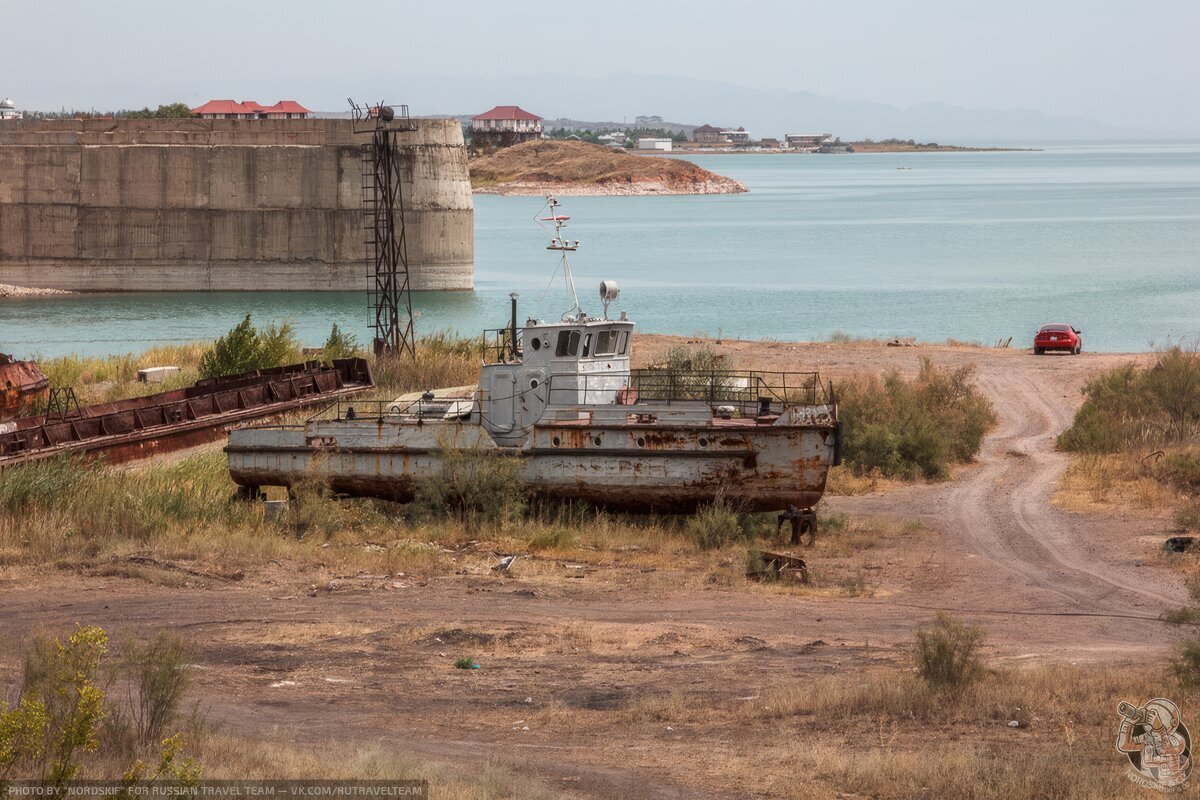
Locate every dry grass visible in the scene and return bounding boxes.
[0,451,452,580]
[1054,452,1185,515]
[445,660,1183,798]
[824,465,907,496]
[604,664,1181,798]
[371,331,482,398]
[0,445,921,603]
[36,342,209,405]
[180,733,565,800]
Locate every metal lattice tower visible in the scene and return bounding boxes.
[349,99,418,358]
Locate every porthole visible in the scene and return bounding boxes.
[593,435,603,447]
[698,437,709,449]
[530,338,542,351]
[529,378,540,390]
[636,436,646,448]
[551,436,561,447]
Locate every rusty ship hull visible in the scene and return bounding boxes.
[226,394,840,513]
[0,355,50,421]
[0,359,373,468]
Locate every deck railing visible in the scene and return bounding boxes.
[545,369,831,415]
[481,328,522,365]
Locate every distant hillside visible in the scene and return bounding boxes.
[363,72,1179,142]
[469,140,746,196]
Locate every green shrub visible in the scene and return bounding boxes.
[1059,346,1200,453]
[414,443,526,530]
[913,614,986,691]
[1171,639,1200,688]
[123,633,190,747]
[284,470,350,541]
[321,323,361,364]
[16,626,109,784]
[1162,452,1200,493]
[838,358,995,479]
[254,320,301,370]
[1174,502,1200,532]
[745,549,777,582]
[648,345,736,400]
[198,314,301,379]
[524,527,578,551]
[3,627,199,785]
[665,344,725,373]
[686,498,745,550]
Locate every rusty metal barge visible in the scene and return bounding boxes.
[0,359,373,468]
[226,199,842,514]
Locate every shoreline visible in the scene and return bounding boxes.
[472,177,746,196]
[0,283,76,298]
[650,145,1037,155]
[13,330,1165,360]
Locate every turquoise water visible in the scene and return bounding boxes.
[3,143,1200,357]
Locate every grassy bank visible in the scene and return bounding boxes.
[1056,346,1200,530]
[0,448,924,600]
[33,330,483,407]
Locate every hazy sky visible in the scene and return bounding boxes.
[5,0,1198,133]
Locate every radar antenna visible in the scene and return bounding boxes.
[536,196,583,320]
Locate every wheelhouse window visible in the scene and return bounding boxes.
[594,330,619,356]
[555,330,581,357]
[618,331,628,355]
[582,333,592,357]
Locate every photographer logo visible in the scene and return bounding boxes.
[1116,698,1191,790]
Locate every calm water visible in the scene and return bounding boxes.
[3,142,1200,357]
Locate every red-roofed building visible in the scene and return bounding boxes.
[192,100,311,120]
[470,105,542,149]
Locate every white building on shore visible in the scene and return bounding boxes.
[637,138,672,151]
[0,98,23,120]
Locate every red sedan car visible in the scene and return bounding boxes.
[1033,323,1083,355]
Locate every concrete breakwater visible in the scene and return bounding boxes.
[0,118,473,291]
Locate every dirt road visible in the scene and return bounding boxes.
[0,340,1185,798]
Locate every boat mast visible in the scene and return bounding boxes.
[539,196,583,319]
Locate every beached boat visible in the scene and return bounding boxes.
[0,359,373,468]
[0,354,50,421]
[226,199,841,513]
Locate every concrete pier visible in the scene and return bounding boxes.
[0,118,473,291]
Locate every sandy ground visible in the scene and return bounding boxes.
[0,339,1181,797]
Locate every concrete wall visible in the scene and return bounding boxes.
[0,118,473,291]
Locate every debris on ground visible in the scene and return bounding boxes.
[746,550,809,583]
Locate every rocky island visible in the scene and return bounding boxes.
[470,139,747,196]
